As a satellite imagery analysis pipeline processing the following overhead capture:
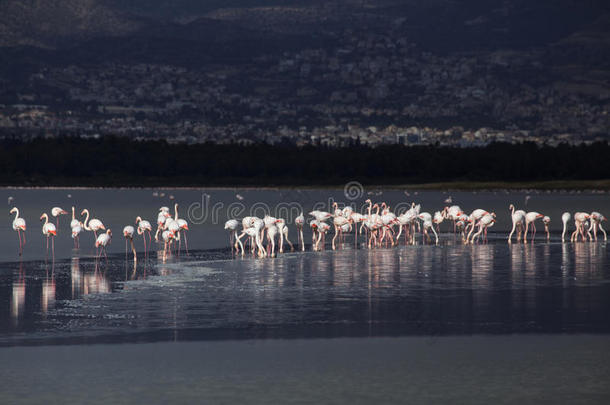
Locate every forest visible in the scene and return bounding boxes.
[0,137,609,187]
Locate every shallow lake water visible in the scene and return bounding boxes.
[0,188,609,402]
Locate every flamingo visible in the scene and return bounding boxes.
[266,224,278,257]
[589,212,607,242]
[95,229,112,260]
[40,213,57,257]
[350,212,366,248]
[70,207,80,229]
[71,224,82,248]
[524,212,544,243]
[123,226,137,262]
[51,207,68,227]
[465,209,489,242]
[543,216,551,241]
[280,222,295,252]
[224,219,240,251]
[315,222,331,251]
[433,210,444,233]
[165,218,181,253]
[155,207,172,241]
[471,213,496,244]
[136,216,153,254]
[445,205,463,233]
[571,212,591,242]
[10,207,26,256]
[81,209,105,239]
[332,214,350,250]
[419,213,438,245]
[309,210,332,222]
[276,218,293,253]
[174,204,189,253]
[309,220,320,250]
[161,230,176,261]
[508,204,526,243]
[561,212,571,242]
[295,212,305,251]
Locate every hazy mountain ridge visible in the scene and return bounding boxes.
[0,0,141,48]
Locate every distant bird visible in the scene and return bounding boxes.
[40,213,57,257]
[7,196,14,205]
[10,207,26,256]
[51,207,68,227]
[236,194,244,201]
[444,196,452,204]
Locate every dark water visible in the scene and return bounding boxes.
[1,188,609,403]
[1,239,609,346]
[1,188,610,345]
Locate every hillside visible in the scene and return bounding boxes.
[0,0,140,48]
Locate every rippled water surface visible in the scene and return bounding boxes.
[0,188,609,346]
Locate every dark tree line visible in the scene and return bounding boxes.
[0,137,609,186]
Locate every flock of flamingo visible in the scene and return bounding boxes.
[8,199,607,261]
[223,199,606,258]
[8,204,188,261]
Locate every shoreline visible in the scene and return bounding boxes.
[1,179,610,191]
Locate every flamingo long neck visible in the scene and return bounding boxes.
[42,214,48,225]
[510,205,515,216]
[174,204,179,220]
[83,210,91,230]
[13,208,19,221]
[367,201,372,217]
[71,207,75,221]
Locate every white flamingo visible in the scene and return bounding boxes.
[123,226,137,262]
[10,207,26,256]
[40,213,57,257]
[81,209,105,239]
[51,207,68,227]
[95,229,112,260]
[508,204,526,243]
[524,212,544,243]
[561,212,571,242]
[295,212,305,251]
[136,216,153,254]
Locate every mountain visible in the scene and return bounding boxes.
[0,0,141,48]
